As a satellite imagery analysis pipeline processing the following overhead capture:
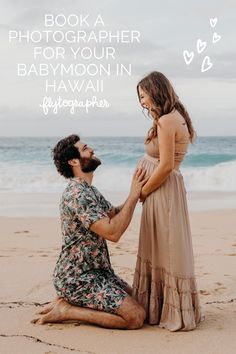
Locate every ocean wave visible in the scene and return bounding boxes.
[182,159,236,191]
[0,159,236,193]
[184,153,236,167]
[0,163,66,193]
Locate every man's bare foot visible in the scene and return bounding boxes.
[36,296,61,315]
[32,299,72,325]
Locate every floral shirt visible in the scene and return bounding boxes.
[53,177,128,312]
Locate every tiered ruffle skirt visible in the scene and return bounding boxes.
[132,155,203,331]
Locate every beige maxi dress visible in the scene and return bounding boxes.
[132,132,202,331]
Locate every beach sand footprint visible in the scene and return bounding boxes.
[14,230,30,234]
[200,289,211,295]
[208,282,227,293]
[31,318,81,330]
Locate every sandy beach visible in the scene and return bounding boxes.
[1,202,236,354]
[1,0,235,349]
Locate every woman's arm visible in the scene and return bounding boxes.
[141,116,175,199]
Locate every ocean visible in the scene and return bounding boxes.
[0,136,236,194]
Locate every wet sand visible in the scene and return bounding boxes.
[0,208,236,353]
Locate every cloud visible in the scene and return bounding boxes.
[0,0,236,136]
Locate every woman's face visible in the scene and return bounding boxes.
[138,86,153,111]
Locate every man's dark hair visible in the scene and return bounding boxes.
[52,134,80,178]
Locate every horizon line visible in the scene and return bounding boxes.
[0,135,236,138]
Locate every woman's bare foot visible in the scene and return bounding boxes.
[36,296,61,315]
[32,299,72,324]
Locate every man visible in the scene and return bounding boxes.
[34,134,147,329]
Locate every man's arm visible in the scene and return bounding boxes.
[91,197,137,243]
[107,204,124,218]
[90,169,147,243]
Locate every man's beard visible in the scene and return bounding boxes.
[79,156,101,173]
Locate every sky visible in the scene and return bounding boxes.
[0,0,236,136]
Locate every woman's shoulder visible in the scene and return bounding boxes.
[159,111,183,128]
[159,110,177,121]
[158,113,176,130]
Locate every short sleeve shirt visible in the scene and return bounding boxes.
[53,177,113,282]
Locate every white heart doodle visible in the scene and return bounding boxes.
[197,39,207,54]
[210,17,218,28]
[183,50,194,65]
[201,56,213,72]
[212,32,221,44]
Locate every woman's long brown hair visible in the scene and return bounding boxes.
[137,71,196,143]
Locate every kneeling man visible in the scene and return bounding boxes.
[34,134,146,329]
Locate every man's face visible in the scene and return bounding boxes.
[74,141,101,173]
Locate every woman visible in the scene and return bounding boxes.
[132,71,203,331]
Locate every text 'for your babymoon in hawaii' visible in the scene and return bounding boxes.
[8,14,141,115]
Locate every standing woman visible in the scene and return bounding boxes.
[132,71,203,331]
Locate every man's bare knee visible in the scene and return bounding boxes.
[116,296,146,329]
[127,307,145,329]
